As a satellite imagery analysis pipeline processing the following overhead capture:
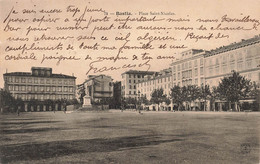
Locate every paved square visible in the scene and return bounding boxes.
[0,111,259,163]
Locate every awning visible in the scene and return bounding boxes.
[239,99,256,103]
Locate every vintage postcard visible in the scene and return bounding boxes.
[0,0,259,163]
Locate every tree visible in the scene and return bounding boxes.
[150,88,167,111]
[164,97,171,105]
[217,71,252,111]
[174,85,200,111]
[138,94,150,110]
[209,87,219,111]
[0,89,16,112]
[28,99,39,111]
[187,85,201,111]
[121,96,127,109]
[44,99,54,111]
[181,86,189,110]
[199,84,211,111]
[249,81,259,99]
[123,97,137,109]
[246,81,259,111]
[14,98,24,111]
[138,94,149,105]
[170,85,184,111]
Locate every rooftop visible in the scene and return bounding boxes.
[3,72,76,79]
[137,68,172,84]
[171,49,208,65]
[31,67,52,70]
[121,70,158,75]
[84,74,113,83]
[205,35,260,57]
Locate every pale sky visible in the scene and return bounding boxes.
[0,0,259,87]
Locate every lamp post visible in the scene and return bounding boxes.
[138,91,141,113]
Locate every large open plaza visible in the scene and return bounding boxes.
[0,111,259,163]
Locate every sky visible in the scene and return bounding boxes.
[0,0,259,88]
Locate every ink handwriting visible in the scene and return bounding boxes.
[2,3,259,75]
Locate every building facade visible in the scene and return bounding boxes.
[121,70,157,98]
[3,67,76,111]
[204,36,260,87]
[113,81,122,109]
[171,49,207,87]
[133,35,260,111]
[83,75,113,102]
[136,68,172,100]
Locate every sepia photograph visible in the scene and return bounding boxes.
[0,0,259,163]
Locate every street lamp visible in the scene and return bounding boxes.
[138,91,141,113]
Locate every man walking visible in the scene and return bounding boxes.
[17,107,20,116]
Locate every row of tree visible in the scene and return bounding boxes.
[155,71,259,111]
[0,89,23,112]
[4,71,255,112]
[0,89,80,112]
[78,71,259,111]
[115,71,258,111]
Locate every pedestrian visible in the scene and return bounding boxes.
[64,106,67,113]
[17,108,20,116]
[138,105,142,114]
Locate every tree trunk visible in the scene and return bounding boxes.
[213,101,215,112]
[235,102,239,112]
[228,102,231,111]
[237,103,241,112]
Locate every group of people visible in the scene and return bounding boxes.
[120,105,143,114]
[16,105,67,116]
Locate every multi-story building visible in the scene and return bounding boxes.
[204,36,260,87]
[113,81,122,109]
[3,67,76,111]
[135,35,260,111]
[204,35,260,111]
[83,75,113,103]
[171,49,207,87]
[136,68,172,100]
[121,70,157,98]
[135,50,207,111]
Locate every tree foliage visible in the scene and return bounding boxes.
[217,71,251,103]
[170,85,184,110]
[138,94,149,105]
[0,89,15,108]
[199,84,211,111]
[0,89,24,112]
[187,85,201,102]
[150,88,167,105]
[171,85,200,110]
[249,81,259,99]
[216,71,253,111]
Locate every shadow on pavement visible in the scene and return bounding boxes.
[0,121,61,125]
[0,127,65,134]
[0,134,184,163]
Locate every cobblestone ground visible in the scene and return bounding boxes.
[0,111,259,164]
